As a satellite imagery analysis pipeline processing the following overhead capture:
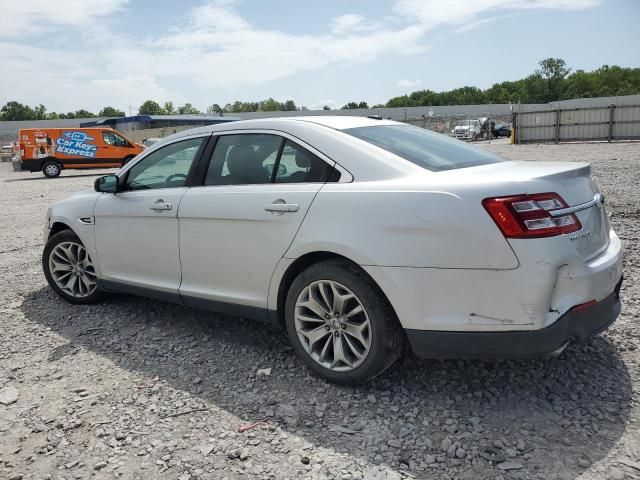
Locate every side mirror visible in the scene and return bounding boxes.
[95,174,119,193]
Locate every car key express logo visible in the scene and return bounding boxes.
[56,131,97,158]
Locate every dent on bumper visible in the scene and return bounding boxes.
[405,276,622,359]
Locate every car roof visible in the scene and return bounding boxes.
[291,116,400,129]
[165,115,402,140]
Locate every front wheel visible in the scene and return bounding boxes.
[285,260,404,385]
[42,161,61,178]
[43,230,106,304]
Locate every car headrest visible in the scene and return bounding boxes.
[294,149,311,169]
[227,145,258,174]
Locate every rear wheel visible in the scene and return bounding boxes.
[42,160,61,178]
[285,260,404,385]
[43,230,105,304]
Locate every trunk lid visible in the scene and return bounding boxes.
[458,161,610,260]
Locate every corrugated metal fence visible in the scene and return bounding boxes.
[514,95,640,143]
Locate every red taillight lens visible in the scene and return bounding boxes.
[19,143,25,159]
[483,192,582,238]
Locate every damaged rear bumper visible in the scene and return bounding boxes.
[405,276,623,359]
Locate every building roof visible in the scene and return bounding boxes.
[80,115,240,127]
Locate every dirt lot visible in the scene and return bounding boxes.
[1,142,639,480]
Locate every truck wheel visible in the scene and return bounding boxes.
[43,161,61,178]
[123,155,135,165]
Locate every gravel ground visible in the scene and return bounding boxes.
[0,142,639,480]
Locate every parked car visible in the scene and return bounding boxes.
[18,128,144,177]
[42,116,623,384]
[493,123,512,137]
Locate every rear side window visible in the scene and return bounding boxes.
[204,134,340,186]
[344,125,505,172]
[274,140,338,183]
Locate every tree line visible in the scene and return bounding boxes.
[381,59,640,108]
[1,59,639,121]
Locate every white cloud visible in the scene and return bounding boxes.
[393,0,598,27]
[113,2,428,89]
[91,76,185,113]
[330,14,382,35]
[0,41,181,113]
[397,79,422,88]
[0,0,600,112]
[0,0,128,38]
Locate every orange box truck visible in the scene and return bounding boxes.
[17,128,144,177]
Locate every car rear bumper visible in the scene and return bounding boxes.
[405,276,622,359]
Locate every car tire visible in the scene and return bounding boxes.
[43,230,106,304]
[284,259,405,385]
[42,160,61,178]
[123,155,135,165]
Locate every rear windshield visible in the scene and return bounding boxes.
[344,125,505,172]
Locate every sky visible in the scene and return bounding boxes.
[0,0,638,113]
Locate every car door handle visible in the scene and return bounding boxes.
[264,202,299,213]
[150,200,172,211]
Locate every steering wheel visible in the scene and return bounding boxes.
[165,173,187,187]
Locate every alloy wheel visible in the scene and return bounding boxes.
[49,241,97,298]
[294,280,372,372]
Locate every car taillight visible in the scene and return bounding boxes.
[19,143,25,158]
[483,192,582,238]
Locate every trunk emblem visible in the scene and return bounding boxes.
[569,231,591,241]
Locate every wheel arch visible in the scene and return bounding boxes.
[274,251,398,328]
[48,221,74,240]
[42,157,61,166]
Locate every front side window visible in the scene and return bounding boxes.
[103,131,129,147]
[125,137,203,190]
[344,125,505,172]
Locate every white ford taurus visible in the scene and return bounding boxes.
[43,116,624,384]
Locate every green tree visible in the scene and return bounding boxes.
[537,57,571,102]
[163,101,176,114]
[341,101,369,109]
[138,100,165,115]
[75,109,96,118]
[206,104,223,114]
[224,101,259,112]
[0,101,36,120]
[98,106,125,117]
[282,100,297,111]
[177,103,201,114]
[259,98,284,111]
[322,105,331,110]
[33,104,47,120]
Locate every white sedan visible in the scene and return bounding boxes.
[42,116,624,384]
